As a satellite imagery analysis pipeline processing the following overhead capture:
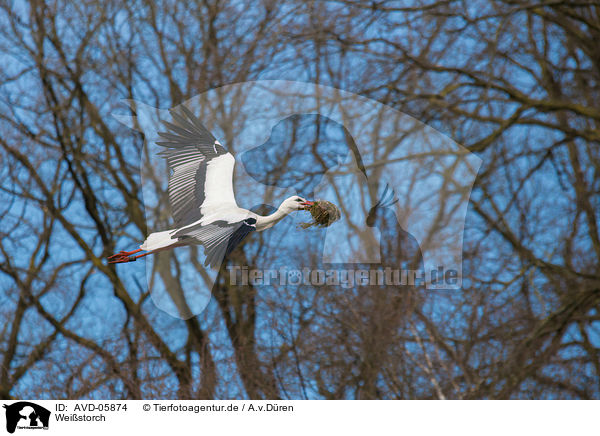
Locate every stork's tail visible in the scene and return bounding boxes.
[140,230,179,251]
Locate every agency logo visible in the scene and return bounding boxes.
[2,402,50,434]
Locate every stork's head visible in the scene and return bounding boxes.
[281,196,314,212]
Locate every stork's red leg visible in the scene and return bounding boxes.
[132,252,151,260]
[108,248,144,264]
[108,248,142,259]
[108,242,186,264]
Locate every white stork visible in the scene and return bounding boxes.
[108,106,313,267]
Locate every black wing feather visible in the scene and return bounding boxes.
[154,106,229,227]
[173,218,257,268]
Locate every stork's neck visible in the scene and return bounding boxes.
[255,204,292,231]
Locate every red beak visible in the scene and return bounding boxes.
[300,200,314,209]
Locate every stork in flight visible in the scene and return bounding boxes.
[108,106,313,268]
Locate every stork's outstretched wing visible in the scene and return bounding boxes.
[156,106,237,228]
[172,216,257,267]
[155,106,255,267]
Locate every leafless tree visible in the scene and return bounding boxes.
[0,0,598,399]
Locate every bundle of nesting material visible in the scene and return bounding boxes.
[300,200,341,229]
